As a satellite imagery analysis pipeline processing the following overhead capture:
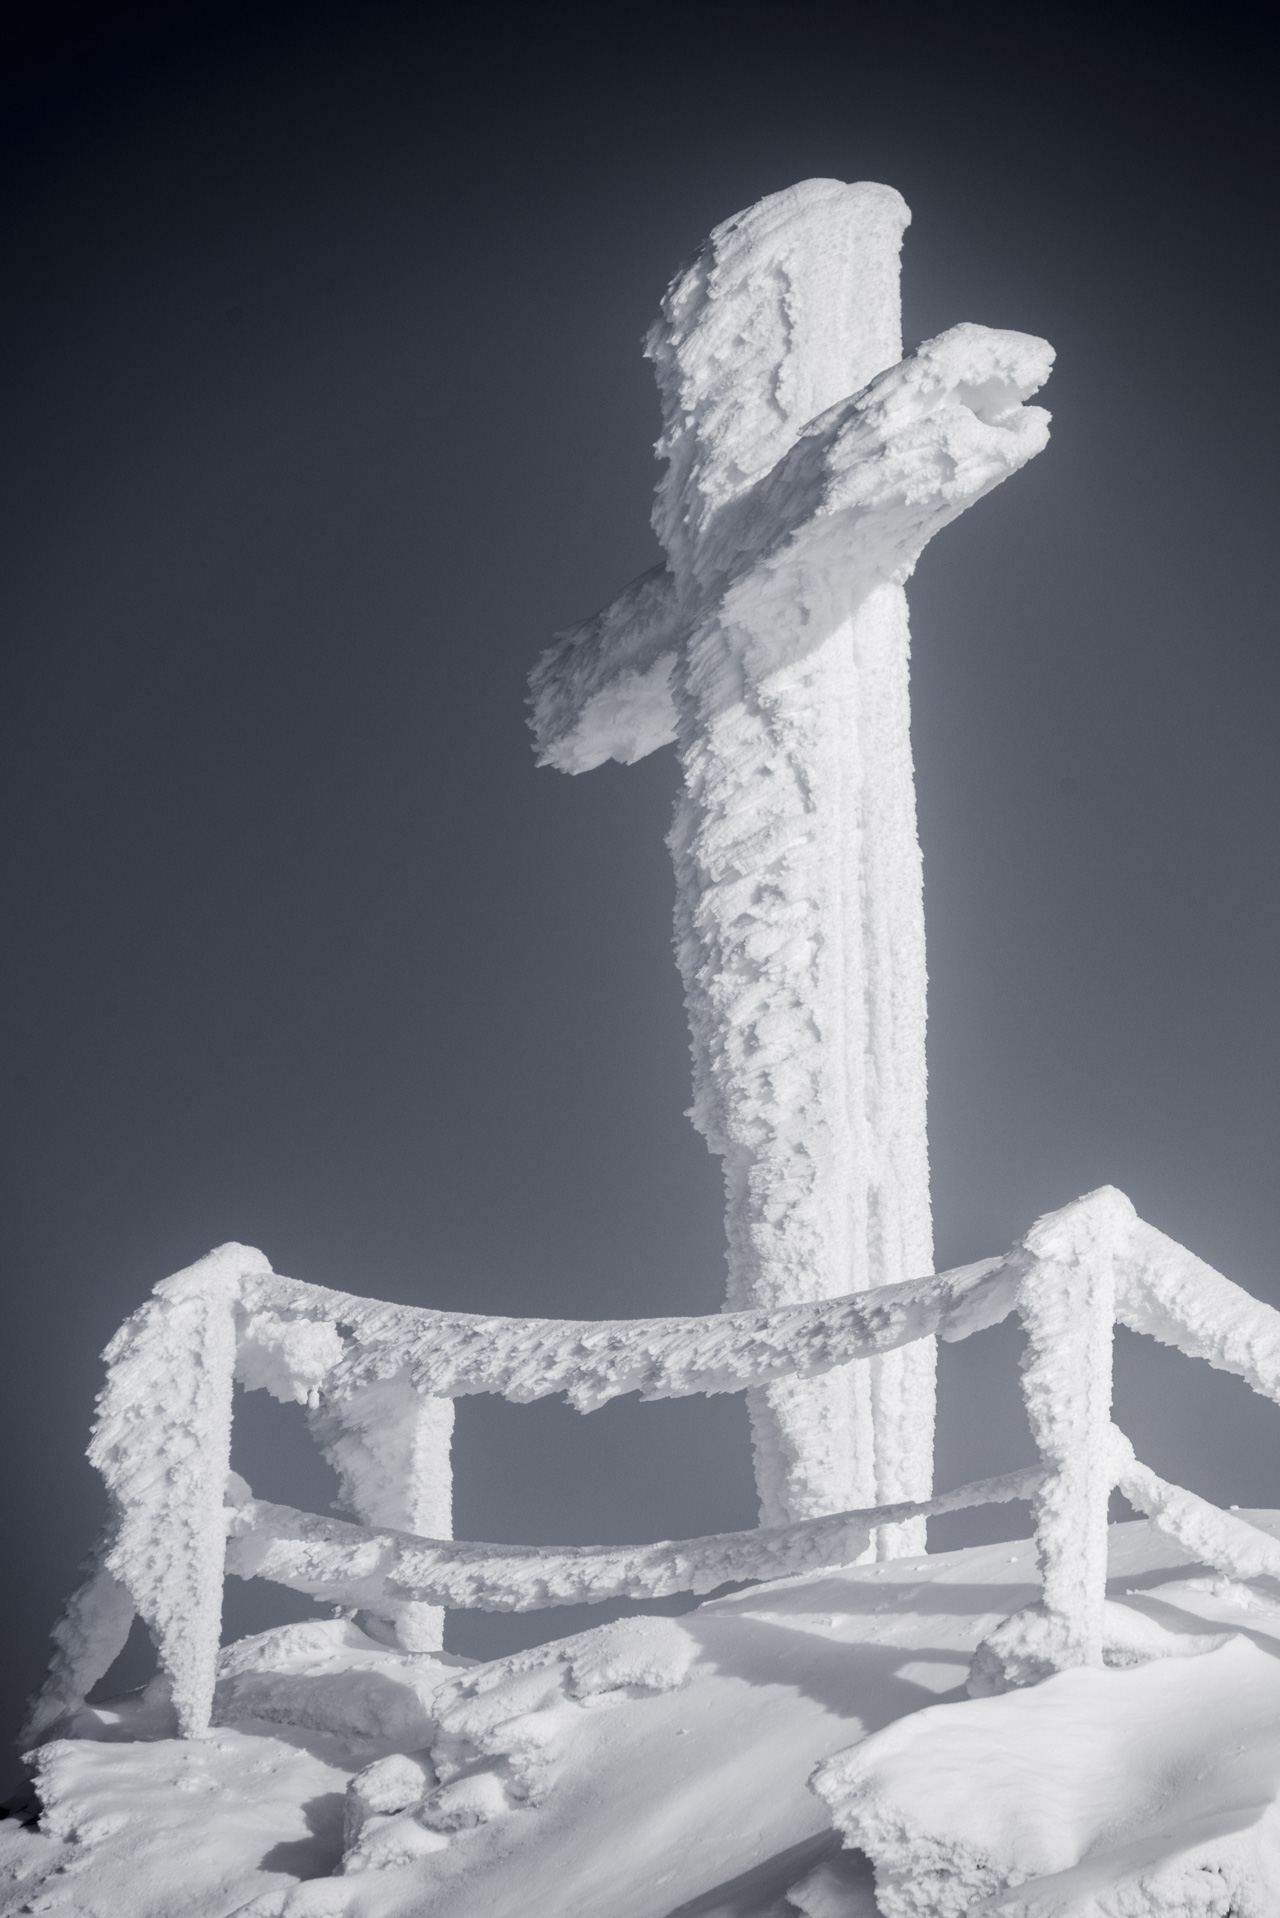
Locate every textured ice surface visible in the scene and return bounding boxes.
[1119,1215,1280,1402]
[306,1380,454,1653]
[527,564,680,774]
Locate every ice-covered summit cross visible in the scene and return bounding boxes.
[530,179,1053,1551]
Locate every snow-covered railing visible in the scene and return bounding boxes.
[26,1185,1280,1743]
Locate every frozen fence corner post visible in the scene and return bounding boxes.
[528,178,1054,1549]
[44,1243,269,1740]
[972,1187,1134,1693]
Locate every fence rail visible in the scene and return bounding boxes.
[25,1184,1280,1745]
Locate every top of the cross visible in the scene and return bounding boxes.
[645,179,910,583]
[528,182,1052,776]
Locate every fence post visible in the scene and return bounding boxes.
[972,1187,1133,1691]
[88,1244,264,1735]
[308,1376,454,1651]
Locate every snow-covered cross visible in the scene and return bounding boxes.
[530,179,1054,1553]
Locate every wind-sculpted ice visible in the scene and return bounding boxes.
[21,1551,135,1747]
[531,177,1055,1545]
[307,1382,454,1654]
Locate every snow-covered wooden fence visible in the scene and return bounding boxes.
[26,1185,1280,1743]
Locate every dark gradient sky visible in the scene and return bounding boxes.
[2,0,1277,1784]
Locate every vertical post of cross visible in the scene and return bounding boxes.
[530,179,1054,1554]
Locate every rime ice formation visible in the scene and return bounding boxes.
[968,1190,1124,1691]
[529,177,1054,1545]
[307,1383,454,1653]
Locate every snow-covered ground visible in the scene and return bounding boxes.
[7,1513,1280,1917]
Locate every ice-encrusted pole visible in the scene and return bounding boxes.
[23,1243,264,1742]
[529,179,1053,1548]
[307,1381,454,1652]
[971,1187,1130,1692]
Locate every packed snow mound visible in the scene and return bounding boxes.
[8,1517,1280,1918]
[818,1611,1280,1916]
[213,1619,469,1747]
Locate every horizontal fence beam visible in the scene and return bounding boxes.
[230,1204,1280,1420]
[236,1254,1022,1411]
[1118,1220,1280,1409]
[1110,1426,1280,1582]
[225,1466,1047,1613]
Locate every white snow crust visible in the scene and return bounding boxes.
[816,1628,1280,1917]
[213,1619,467,1747]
